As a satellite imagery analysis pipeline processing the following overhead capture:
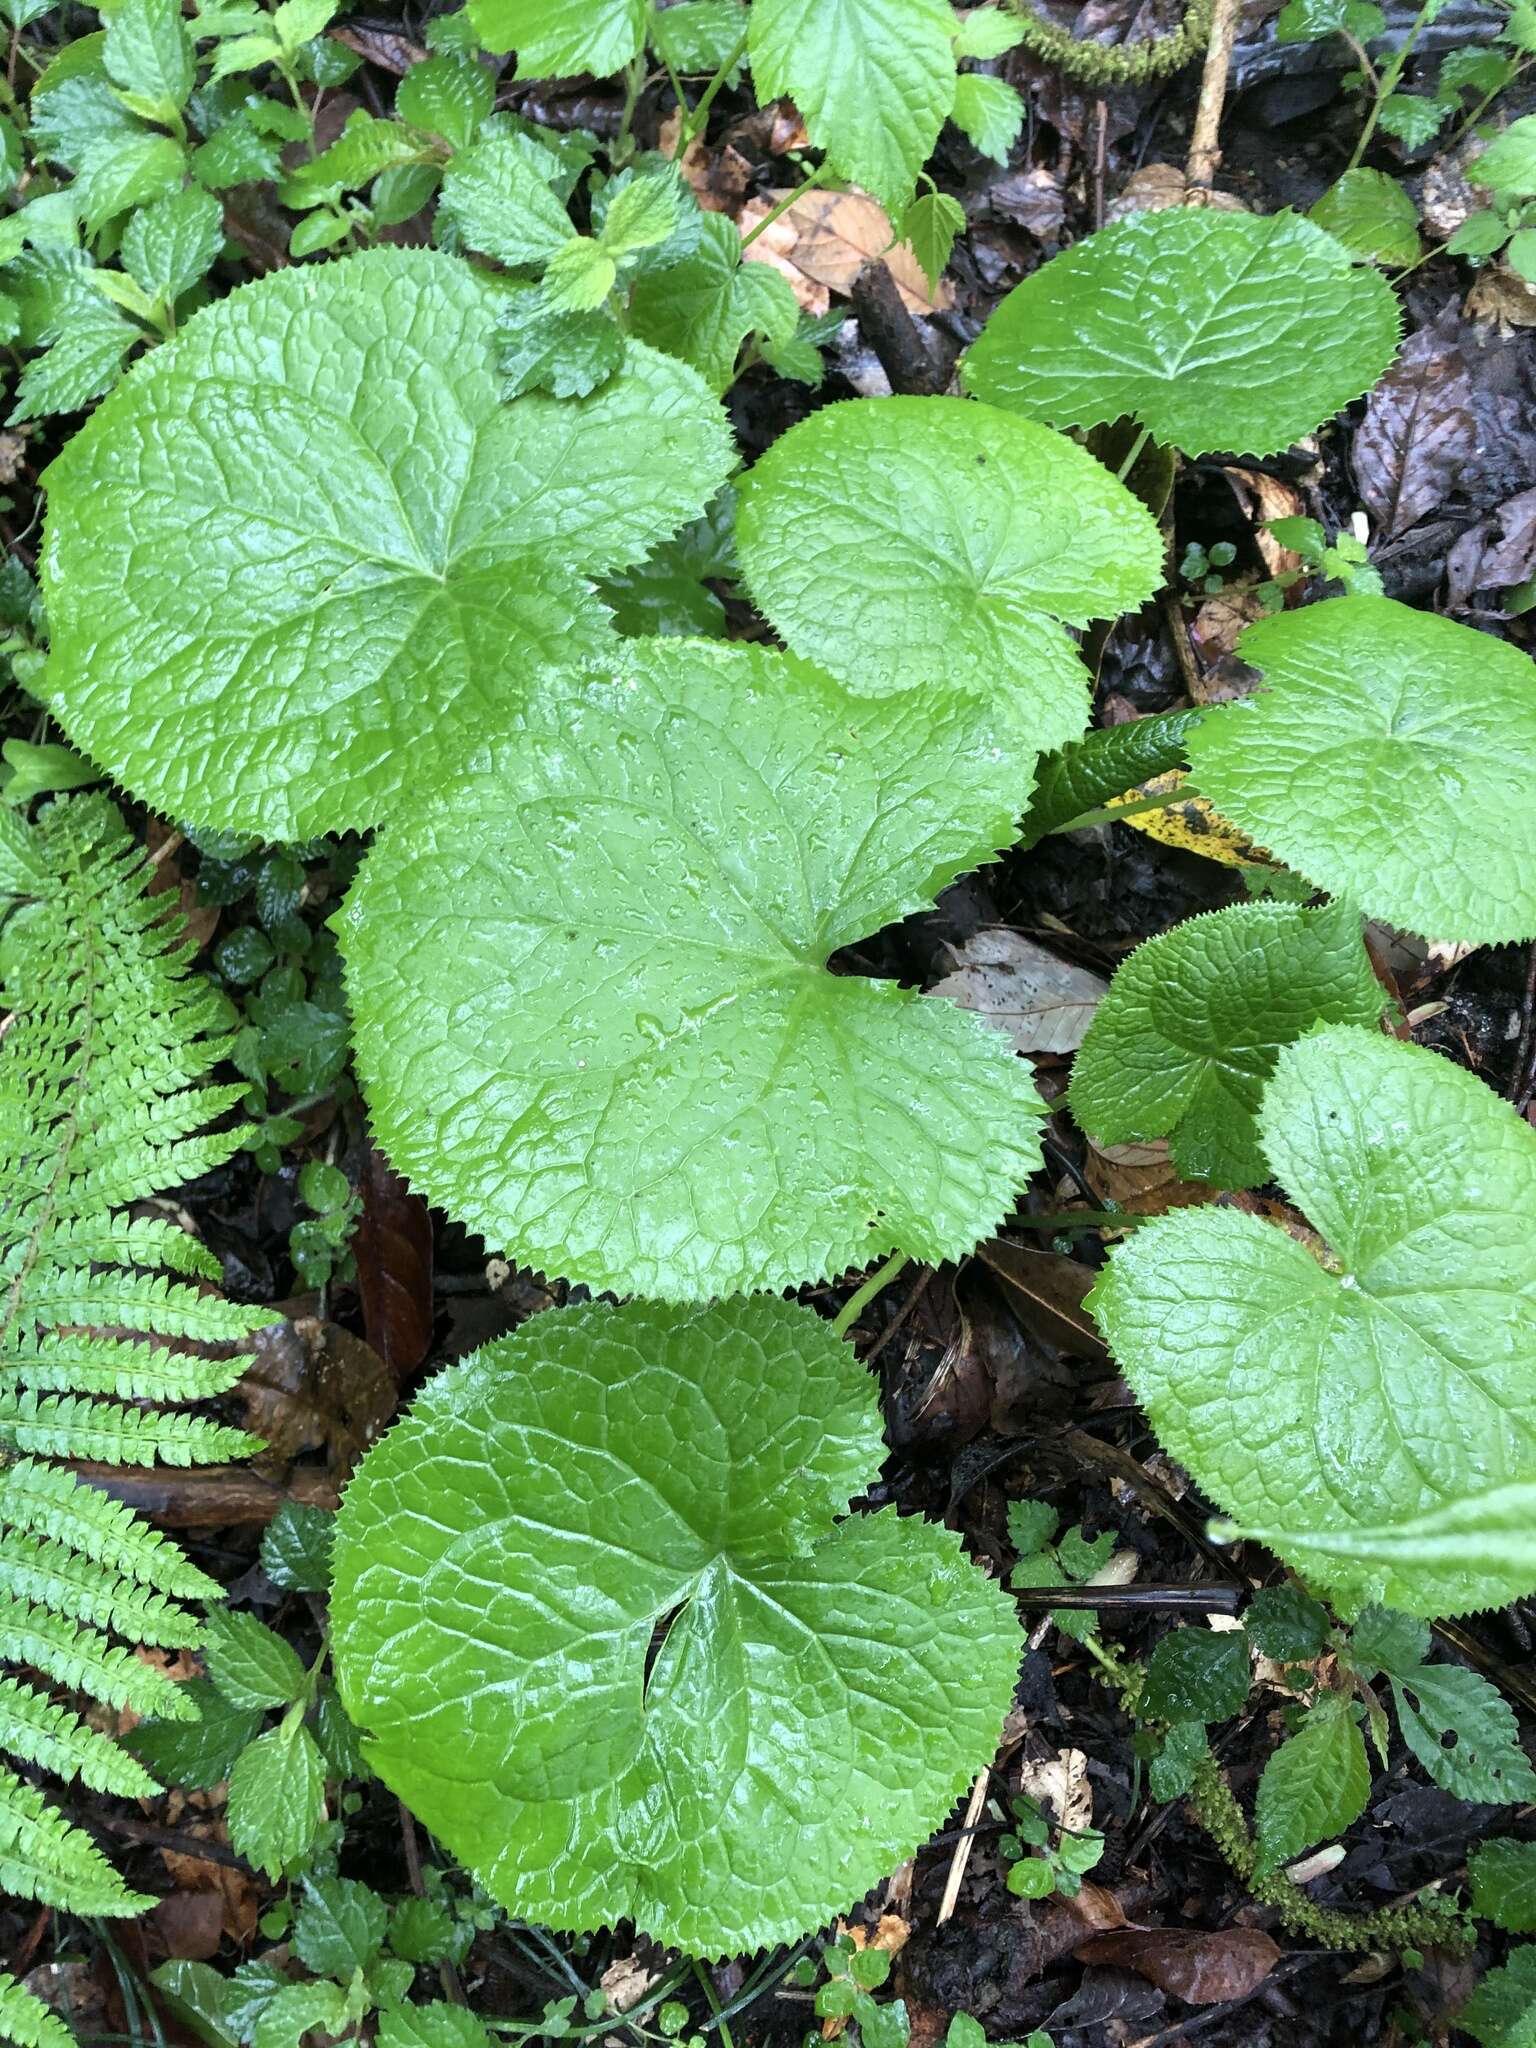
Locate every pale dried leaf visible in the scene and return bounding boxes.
[929,929,1107,1055]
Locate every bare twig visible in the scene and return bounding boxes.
[849,260,944,396]
[1184,0,1242,194]
[936,1770,989,1927]
[400,1801,468,2007]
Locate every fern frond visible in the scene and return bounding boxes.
[17,1269,264,1345]
[0,1594,197,1719]
[0,1764,151,1917]
[0,1461,219,1600]
[0,794,270,1916]
[2,1332,249,1403]
[0,1677,158,1797]
[26,1214,224,1281]
[0,1968,77,2048]
[0,1527,205,1646]
[0,1393,257,1466]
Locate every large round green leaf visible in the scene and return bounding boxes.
[1188,595,1536,943]
[736,396,1163,753]
[1068,900,1385,1188]
[963,209,1400,457]
[1090,1026,1536,1619]
[40,247,733,839]
[331,1296,1024,1953]
[339,638,1044,1300]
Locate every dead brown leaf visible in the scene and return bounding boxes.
[150,1888,225,1962]
[1018,1747,1094,1834]
[1446,484,1536,606]
[976,1238,1107,1360]
[929,929,1107,1056]
[983,166,1066,240]
[1467,264,1536,330]
[1106,163,1247,217]
[1079,1137,1216,1221]
[1187,589,1269,679]
[353,1146,433,1383]
[1224,466,1308,576]
[236,1317,395,1480]
[738,188,952,315]
[1356,312,1479,535]
[1073,1926,1283,2005]
[159,1843,260,1947]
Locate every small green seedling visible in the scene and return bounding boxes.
[1258,515,1383,605]
[1000,1792,1105,1900]
[290,1159,360,1289]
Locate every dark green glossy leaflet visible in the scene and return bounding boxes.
[39,247,734,840]
[1019,706,1206,844]
[339,638,1045,1302]
[1068,899,1385,1187]
[330,1297,1024,1956]
[1091,1026,1536,1620]
[963,208,1401,458]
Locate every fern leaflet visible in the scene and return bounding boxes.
[0,795,267,1916]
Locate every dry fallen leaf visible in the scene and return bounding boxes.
[159,1843,260,1947]
[1073,1926,1282,2005]
[1081,1136,1217,1221]
[1467,263,1536,330]
[599,1954,663,2015]
[1224,465,1308,576]
[1107,163,1247,218]
[236,1317,395,1480]
[1018,1746,1094,1835]
[976,1238,1107,1359]
[929,929,1108,1056]
[738,188,953,315]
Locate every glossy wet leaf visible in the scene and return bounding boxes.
[340,638,1044,1300]
[1309,168,1421,266]
[630,212,799,392]
[467,0,646,74]
[1471,1838,1536,1933]
[1213,1484,1536,1609]
[40,248,733,839]
[1090,1026,1536,1619]
[1461,1945,1536,2048]
[1188,596,1536,943]
[1141,1627,1250,1724]
[1253,1701,1370,1871]
[736,396,1163,753]
[963,209,1400,457]
[331,1297,1023,1953]
[1390,1665,1536,1803]
[1069,901,1385,1187]
[748,0,957,213]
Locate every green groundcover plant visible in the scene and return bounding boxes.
[6,0,1536,2004]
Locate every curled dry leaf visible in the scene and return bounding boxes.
[976,1238,1107,1360]
[1446,485,1536,606]
[353,1144,434,1383]
[739,187,953,315]
[1224,466,1309,576]
[1355,306,1536,535]
[928,929,1108,1056]
[1466,265,1536,331]
[1018,1746,1094,1835]
[1081,1136,1218,1221]
[1073,1926,1283,2005]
